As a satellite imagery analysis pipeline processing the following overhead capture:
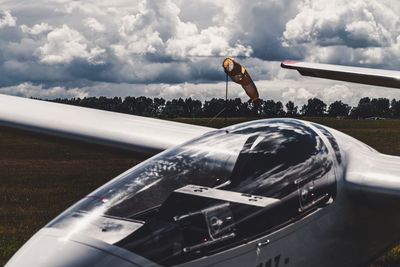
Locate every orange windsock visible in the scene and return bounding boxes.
[222,57,259,101]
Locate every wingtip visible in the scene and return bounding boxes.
[281,60,299,68]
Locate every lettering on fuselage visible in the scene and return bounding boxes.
[256,255,290,267]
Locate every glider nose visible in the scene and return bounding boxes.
[5,229,136,267]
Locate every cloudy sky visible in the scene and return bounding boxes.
[1,0,400,106]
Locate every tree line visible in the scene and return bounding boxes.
[47,96,400,119]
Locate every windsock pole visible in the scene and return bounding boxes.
[225,72,228,125]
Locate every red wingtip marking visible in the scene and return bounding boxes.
[282,60,299,65]
[281,60,299,69]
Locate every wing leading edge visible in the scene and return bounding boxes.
[281,60,400,89]
[0,94,213,155]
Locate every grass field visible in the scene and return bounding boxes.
[0,117,399,266]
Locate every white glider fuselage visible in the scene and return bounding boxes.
[5,119,400,267]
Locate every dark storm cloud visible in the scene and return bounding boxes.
[234,0,302,61]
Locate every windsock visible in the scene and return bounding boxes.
[222,57,259,101]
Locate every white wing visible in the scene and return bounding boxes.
[281,62,400,199]
[340,132,400,200]
[281,60,400,88]
[0,94,213,154]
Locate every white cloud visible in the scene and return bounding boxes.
[110,0,251,60]
[281,83,363,106]
[37,24,105,64]
[0,10,16,29]
[277,78,400,106]
[84,17,106,32]
[0,83,88,99]
[281,0,400,69]
[114,12,164,56]
[283,0,398,48]
[166,26,252,58]
[282,87,314,103]
[20,22,53,35]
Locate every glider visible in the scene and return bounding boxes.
[3,61,400,267]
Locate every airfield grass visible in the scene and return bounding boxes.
[0,117,399,266]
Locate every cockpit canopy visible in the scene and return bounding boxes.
[48,119,337,265]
